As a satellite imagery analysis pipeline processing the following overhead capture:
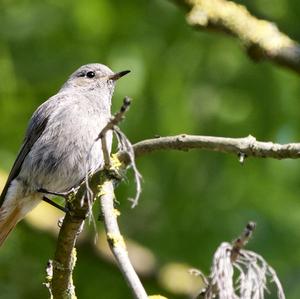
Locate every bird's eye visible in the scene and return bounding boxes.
[86,71,95,78]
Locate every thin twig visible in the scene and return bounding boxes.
[114,127,142,208]
[172,0,300,75]
[231,221,256,262]
[96,96,131,141]
[96,96,131,168]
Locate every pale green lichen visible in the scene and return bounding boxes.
[96,184,107,199]
[187,0,295,55]
[107,233,127,250]
[110,153,123,170]
[95,154,125,199]
[113,208,121,217]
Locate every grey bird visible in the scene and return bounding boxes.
[0,63,130,246]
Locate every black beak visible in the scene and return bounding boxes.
[109,70,131,81]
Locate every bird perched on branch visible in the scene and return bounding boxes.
[0,63,130,246]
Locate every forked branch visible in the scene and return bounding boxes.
[49,130,298,298]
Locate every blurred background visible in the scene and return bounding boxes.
[1,0,300,298]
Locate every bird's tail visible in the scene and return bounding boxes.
[0,206,22,246]
[0,190,41,247]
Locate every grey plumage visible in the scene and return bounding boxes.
[0,63,129,246]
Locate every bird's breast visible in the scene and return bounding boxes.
[19,100,112,193]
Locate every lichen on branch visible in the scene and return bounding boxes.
[173,0,300,75]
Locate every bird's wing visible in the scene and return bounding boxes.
[0,104,50,207]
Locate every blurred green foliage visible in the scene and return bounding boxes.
[1,0,300,298]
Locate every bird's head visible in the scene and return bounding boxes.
[62,63,130,94]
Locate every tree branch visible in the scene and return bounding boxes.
[50,170,102,298]
[50,214,81,298]
[99,180,148,299]
[49,131,300,298]
[118,134,300,163]
[172,0,300,75]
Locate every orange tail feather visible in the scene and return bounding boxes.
[0,207,21,247]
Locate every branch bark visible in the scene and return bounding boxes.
[100,181,148,299]
[50,215,81,298]
[119,134,300,162]
[50,170,102,298]
[172,0,300,75]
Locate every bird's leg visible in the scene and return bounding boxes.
[38,188,71,198]
[42,196,69,213]
[38,188,78,213]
